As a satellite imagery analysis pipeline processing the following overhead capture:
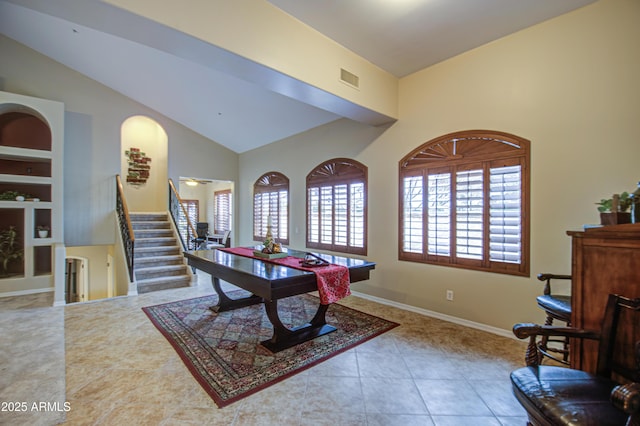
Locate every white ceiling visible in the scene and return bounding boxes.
[0,0,595,153]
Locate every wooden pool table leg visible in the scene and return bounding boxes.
[209,276,262,313]
[261,299,337,353]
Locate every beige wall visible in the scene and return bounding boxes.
[2,0,638,329]
[66,245,113,300]
[239,0,640,332]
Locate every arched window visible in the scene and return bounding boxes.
[399,130,530,276]
[307,158,367,255]
[253,172,289,245]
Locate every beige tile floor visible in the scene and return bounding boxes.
[1,271,530,425]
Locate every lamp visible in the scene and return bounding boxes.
[185,180,198,187]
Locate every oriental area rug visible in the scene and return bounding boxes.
[142,292,399,408]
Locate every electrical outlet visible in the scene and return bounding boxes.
[446,290,454,301]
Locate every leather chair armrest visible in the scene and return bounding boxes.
[513,323,600,366]
[537,273,572,281]
[610,383,640,416]
[537,273,572,296]
[513,323,599,340]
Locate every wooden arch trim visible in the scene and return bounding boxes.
[254,171,289,193]
[307,158,368,186]
[400,130,530,170]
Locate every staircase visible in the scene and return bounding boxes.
[131,213,192,294]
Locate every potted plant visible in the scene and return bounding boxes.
[596,192,632,225]
[37,225,50,238]
[0,226,23,277]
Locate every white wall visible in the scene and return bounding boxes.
[239,0,640,331]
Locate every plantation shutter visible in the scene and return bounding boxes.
[489,163,522,264]
[402,174,424,253]
[455,167,483,260]
[306,158,367,255]
[398,130,529,276]
[427,172,451,256]
[214,190,231,233]
[253,172,289,244]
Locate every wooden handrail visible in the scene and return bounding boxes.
[116,175,135,282]
[168,178,198,249]
[116,175,135,242]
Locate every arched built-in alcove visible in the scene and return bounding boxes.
[0,91,65,305]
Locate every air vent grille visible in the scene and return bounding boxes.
[340,68,359,89]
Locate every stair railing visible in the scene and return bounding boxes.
[116,175,135,282]
[168,179,197,250]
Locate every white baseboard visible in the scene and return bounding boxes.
[350,290,517,340]
[0,287,54,298]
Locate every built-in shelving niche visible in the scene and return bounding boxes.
[0,93,62,303]
[0,157,52,177]
[0,208,25,277]
[0,111,51,151]
[34,208,51,239]
[33,245,51,276]
[0,183,51,202]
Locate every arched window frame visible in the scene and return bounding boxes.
[399,130,530,276]
[253,172,289,245]
[306,158,368,255]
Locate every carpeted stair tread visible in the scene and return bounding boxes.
[130,213,168,221]
[135,237,178,248]
[137,275,191,293]
[129,211,192,293]
[132,222,172,231]
[134,247,182,259]
[135,255,184,267]
[135,264,189,280]
[134,229,174,237]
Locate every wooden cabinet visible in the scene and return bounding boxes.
[0,91,64,304]
[568,223,640,373]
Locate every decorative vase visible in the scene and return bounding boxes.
[38,230,48,238]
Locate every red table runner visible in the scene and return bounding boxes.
[218,247,351,305]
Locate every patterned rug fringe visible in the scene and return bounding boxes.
[143,293,399,407]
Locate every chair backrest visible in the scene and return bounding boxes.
[195,222,208,238]
[597,294,640,382]
[220,230,231,247]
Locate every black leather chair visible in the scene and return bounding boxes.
[192,222,209,249]
[511,294,640,426]
[536,273,572,364]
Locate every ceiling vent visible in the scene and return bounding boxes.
[340,68,360,89]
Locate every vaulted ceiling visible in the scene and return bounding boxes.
[0,0,595,153]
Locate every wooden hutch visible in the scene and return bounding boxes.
[568,223,640,373]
